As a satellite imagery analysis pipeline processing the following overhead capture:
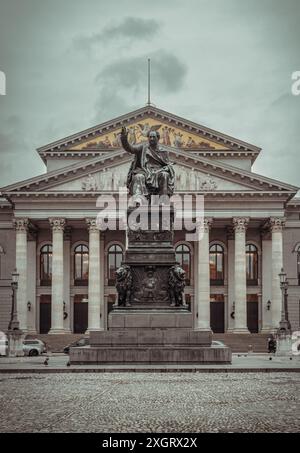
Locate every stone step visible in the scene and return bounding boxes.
[25,334,85,353]
[70,345,232,364]
[213,334,270,352]
[26,333,270,353]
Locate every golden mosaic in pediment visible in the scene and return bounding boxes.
[71,117,227,151]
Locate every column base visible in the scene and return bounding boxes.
[260,327,273,334]
[48,329,66,335]
[85,327,104,335]
[26,330,37,335]
[232,328,250,334]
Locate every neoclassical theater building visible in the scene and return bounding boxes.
[0,105,300,335]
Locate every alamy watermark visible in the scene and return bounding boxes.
[95,190,205,242]
[291,71,300,96]
[0,70,6,95]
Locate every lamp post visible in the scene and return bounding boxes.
[278,268,291,334]
[7,269,24,357]
[8,269,20,330]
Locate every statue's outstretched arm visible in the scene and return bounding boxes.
[120,126,141,154]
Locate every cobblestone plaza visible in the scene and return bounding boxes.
[0,372,299,433]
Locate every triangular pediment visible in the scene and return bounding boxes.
[70,116,226,152]
[37,106,261,160]
[1,147,297,196]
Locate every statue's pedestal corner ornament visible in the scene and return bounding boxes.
[115,264,132,307]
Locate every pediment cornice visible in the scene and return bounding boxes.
[1,145,298,198]
[36,106,261,159]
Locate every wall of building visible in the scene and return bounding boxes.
[0,221,15,331]
[283,225,300,331]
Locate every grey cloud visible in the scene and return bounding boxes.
[0,116,26,154]
[74,17,161,51]
[94,50,187,121]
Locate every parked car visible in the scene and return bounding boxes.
[63,337,89,354]
[212,340,225,347]
[23,339,47,356]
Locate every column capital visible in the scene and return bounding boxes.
[233,217,249,232]
[49,218,66,232]
[196,217,213,232]
[86,218,100,232]
[268,217,286,232]
[13,218,29,232]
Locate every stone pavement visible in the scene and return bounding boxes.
[0,372,299,432]
[0,353,299,372]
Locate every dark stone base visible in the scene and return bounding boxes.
[69,322,232,365]
[69,310,232,365]
[108,309,193,329]
[70,344,232,364]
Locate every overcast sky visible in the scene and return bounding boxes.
[0,0,299,188]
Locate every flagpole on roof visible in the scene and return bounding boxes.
[147,58,151,106]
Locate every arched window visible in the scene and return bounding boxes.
[40,244,52,286]
[209,244,224,285]
[108,244,123,285]
[74,244,89,286]
[175,244,191,284]
[246,244,258,285]
[297,245,300,285]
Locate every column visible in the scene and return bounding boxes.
[63,228,72,333]
[86,219,102,331]
[261,229,272,332]
[27,235,37,334]
[269,217,285,330]
[226,226,235,332]
[100,234,105,330]
[195,218,212,331]
[49,218,65,334]
[14,218,29,331]
[233,217,249,333]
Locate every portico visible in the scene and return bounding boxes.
[0,105,299,336]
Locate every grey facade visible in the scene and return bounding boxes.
[0,106,299,334]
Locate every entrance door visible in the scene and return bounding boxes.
[73,295,88,333]
[40,295,51,334]
[210,295,225,333]
[247,295,258,333]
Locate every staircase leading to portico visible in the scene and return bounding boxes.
[25,334,86,353]
[213,334,269,353]
[26,333,269,353]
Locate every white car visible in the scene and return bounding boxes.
[23,339,47,356]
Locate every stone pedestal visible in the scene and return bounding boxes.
[70,309,231,365]
[70,204,232,365]
[124,205,180,308]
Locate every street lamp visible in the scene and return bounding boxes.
[278,267,291,334]
[8,269,20,330]
[7,269,24,357]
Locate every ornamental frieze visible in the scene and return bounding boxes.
[71,118,226,151]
